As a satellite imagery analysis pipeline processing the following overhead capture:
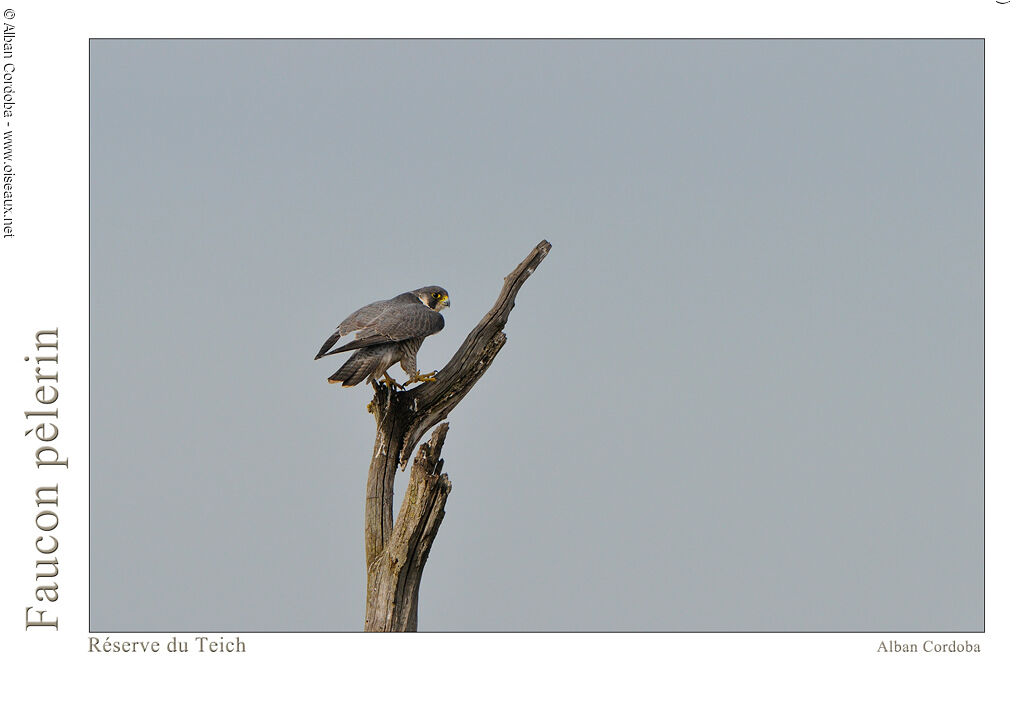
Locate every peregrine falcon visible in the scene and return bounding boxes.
[315,286,450,388]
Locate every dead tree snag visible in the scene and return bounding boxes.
[362,240,551,631]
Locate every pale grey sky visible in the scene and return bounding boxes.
[90,39,982,631]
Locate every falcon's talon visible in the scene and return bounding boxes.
[403,370,438,386]
[379,372,405,390]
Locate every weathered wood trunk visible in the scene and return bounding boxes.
[362,240,551,631]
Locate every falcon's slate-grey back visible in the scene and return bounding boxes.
[315,286,450,388]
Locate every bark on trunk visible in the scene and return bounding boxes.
[362,240,551,631]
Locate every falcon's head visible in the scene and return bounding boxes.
[415,286,450,311]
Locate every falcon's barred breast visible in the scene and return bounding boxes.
[315,286,450,388]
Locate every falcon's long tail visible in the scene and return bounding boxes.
[327,349,383,387]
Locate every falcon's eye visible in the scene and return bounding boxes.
[432,292,440,299]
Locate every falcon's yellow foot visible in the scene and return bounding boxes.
[379,372,405,390]
[403,370,438,387]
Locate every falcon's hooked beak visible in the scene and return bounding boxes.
[438,294,450,310]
